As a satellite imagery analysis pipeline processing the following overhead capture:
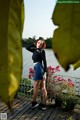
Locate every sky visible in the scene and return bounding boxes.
[22,0,57,39]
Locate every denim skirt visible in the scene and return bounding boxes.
[33,62,43,81]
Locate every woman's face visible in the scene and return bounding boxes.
[36,40,43,48]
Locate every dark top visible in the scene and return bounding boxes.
[26,44,47,72]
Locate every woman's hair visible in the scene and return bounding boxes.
[36,39,46,48]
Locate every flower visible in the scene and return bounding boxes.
[47,66,75,95]
[47,66,78,110]
[28,68,34,79]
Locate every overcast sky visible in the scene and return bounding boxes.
[22,0,56,39]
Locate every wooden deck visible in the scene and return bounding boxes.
[0,96,80,120]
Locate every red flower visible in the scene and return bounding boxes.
[57,76,61,81]
[55,66,60,72]
[68,78,74,87]
[28,74,32,79]
[29,68,34,73]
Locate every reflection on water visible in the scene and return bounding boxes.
[22,48,80,79]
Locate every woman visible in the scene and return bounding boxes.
[26,39,47,110]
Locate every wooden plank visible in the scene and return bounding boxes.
[0,97,22,113]
[30,109,43,120]
[0,97,80,120]
[8,97,31,119]
[36,109,47,120]
[15,101,31,119]
[0,102,7,111]
[48,107,61,120]
[41,106,53,120]
[23,107,41,120]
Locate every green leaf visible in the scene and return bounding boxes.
[52,2,80,71]
[0,0,24,110]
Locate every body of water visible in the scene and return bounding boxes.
[22,48,80,79]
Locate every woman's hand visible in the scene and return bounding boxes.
[43,72,47,80]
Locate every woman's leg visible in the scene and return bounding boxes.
[32,80,40,102]
[40,80,47,104]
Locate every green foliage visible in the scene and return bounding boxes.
[45,37,52,48]
[22,37,52,48]
[21,78,31,86]
[18,78,32,97]
[22,37,35,47]
[68,116,73,120]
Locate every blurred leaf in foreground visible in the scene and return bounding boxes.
[52,2,80,71]
[0,0,24,111]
